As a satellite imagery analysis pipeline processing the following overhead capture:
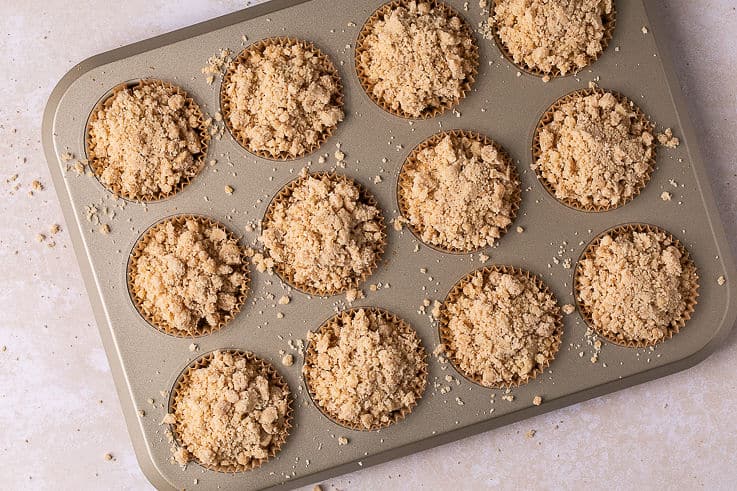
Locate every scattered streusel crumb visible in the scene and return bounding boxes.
[202,48,232,85]
[660,191,672,201]
[337,436,349,446]
[717,275,726,286]
[88,82,205,199]
[104,453,113,461]
[562,304,576,315]
[304,309,426,429]
[260,173,384,294]
[493,0,613,75]
[357,1,477,117]
[534,90,654,208]
[129,218,248,335]
[224,185,234,194]
[532,395,542,406]
[577,229,697,343]
[224,40,344,158]
[656,128,680,148]
[400,133,519,251]
[443,269,561,387]
[99,224,110,235]
[278,295,291,305]
[170,351,290,468]
[281,354,294,367]
[525,429,536,439]
[516,226,524,234]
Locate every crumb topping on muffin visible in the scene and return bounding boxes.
[493,0,613,75]
[131,217,248,334]
[534,90,654,208]
[224,39,344,158]
[400,133,518,251]
[88,82,205,199]
[169,351,290,468]
[260,173,384,294]
[357,1,477,117]
[443,268,560,387]
[577,229,697,344]
[304,309,426,429]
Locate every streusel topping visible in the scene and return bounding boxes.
[400,133,518,251]
[224,39,344,158]
[304,309,426,429]
[357,1,477,117]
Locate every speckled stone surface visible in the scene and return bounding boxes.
[1,1,736,489]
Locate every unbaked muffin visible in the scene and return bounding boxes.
[303,308,427,430]
[356,1,478,118]
[167,350,291,471]
[533,88,655,211]
[398,130,520,252]
[260,171,386,295]
[493,0,615,77]
[575,225,699,346]
[87,80,208,200]
[439,266,563,387]
[222,37,344,159]
[128,216,249,336]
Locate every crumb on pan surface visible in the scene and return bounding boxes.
[533,90,654,209]
[493,0,613,75]
[88,81,205,199]
[304,308,426,429]
[442,268,561,387]
[169,351,290,469]
[223,38,344,159]
[576,228,698,344]
[260,172,385,295]
[357,1,477,117]
[400,132,519,251]
[130,217,248,335]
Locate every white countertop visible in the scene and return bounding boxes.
[1,0,736,489]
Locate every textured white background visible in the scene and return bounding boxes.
[1,0,736,489]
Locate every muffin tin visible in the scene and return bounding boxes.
[42,0,737,490]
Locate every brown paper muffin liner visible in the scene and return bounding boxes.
[490,0,617,79]
[397,129,522,254]
[355,0,480,119]
[573,223,700,348]
[438,265,564,389]
[531,87,657,212]
[261,171,387,297]
[85,79,210,202]
[127,214,250,337]
[167,349,293,472]
[303,307,428,431]
[220,37,345,161]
